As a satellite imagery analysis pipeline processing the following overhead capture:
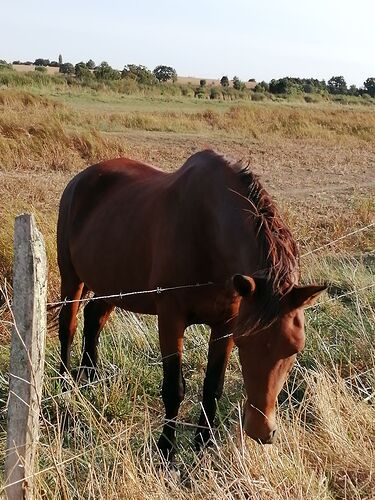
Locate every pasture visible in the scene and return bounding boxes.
[0,86,374,499]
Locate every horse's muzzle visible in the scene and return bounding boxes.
[255,428,277,444]
[243,404,277,444]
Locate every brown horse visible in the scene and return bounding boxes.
[57,150,325,459]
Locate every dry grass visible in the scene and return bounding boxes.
[0,88,374,498]
[1,259,374,499]
[26,371,375,499]
[2,89,375,174]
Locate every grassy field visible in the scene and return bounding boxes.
[0,86,374,499]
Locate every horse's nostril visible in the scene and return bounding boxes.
[268,428,277,443]
[257,428,277,444]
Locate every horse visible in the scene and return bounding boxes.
[57,149,325,459]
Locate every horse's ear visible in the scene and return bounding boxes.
[290,284,327,308]
[232,274,256,297]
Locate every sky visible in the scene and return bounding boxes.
[1,0,374,86]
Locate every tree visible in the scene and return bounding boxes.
[58,54,63,65]
[59,62,75,75]
[364,77,375,97]
[327,76,347,95]
[220,75,229,88]
[122,64,156,84]
[75,62,92,79]
[34,58,50,66]
[86,59,96,70]
[233,76,245,91]
[254,81,269,92]
[200,79,206,87]
[94,61,120,80]
[347,84,359,96]
[153,65,177,82]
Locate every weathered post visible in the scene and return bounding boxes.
[4,214,47,500]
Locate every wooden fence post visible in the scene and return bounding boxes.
[4,214,47,500]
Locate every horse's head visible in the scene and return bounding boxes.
[232,274,326,444]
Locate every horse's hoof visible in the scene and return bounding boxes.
[72,367,98,386]
[157,434,177,462]
[194,431,214,452]
[72,367,88,385]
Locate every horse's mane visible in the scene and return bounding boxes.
[232,160,300,295]
[219,152,300,334]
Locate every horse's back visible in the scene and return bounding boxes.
[57,157,166,303]
[57,150,248,316]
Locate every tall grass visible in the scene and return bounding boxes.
[1,89,375,175]
[0,86,374,497]
[0,254,374,498]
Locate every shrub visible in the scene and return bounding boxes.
[181,85,194,97]
[210,86,221,100]
[0,62,12,71]
[35,66,47,73]
[304,94,321,103]
[251,92,266,101]
[194,86,206,98]
[59,63,75,75]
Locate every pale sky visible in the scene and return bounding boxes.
[2,0,374,86]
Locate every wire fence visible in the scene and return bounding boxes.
[43,219,375,309]
[0,218,374,494]
[0,218,374,408]
[1,280,374,419]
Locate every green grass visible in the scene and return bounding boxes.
[1,252,374,498]
[0,84,375,498]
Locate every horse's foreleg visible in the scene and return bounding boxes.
[79,299,114,381]
[195,323,234,450]
[157,310,186,461]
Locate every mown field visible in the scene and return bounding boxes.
[0,85,374,499]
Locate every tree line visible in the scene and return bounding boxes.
[253,76,375,98]
[9,57,178,83]
[1,56,375,98]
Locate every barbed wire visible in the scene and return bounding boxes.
[1,280,374,490]
[2,281,373,413]
[43,219,375,308]
[47,282,215,308]
[300,221,375,257]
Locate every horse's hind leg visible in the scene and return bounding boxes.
[157,307,186,461]
[58,279,85,377]
[79,298,114,381]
